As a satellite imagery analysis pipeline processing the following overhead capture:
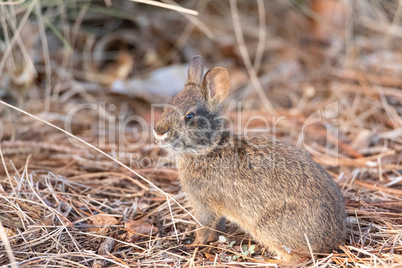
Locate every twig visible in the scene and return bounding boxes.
[353,180,402,197]
[129,0,198,16]
[0,0,25,6]
[304,233,316,266]
[0,146,10,192]
[230,0,275,114]
[0,0,35,74]
[253,0,266,73]
[0,220,17,268]
[35,1,52,111]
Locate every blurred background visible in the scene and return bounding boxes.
[0,0,401,266]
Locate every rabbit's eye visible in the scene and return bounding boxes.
[185,112,194,121]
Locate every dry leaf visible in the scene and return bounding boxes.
[125,219,158,241]
[93,238,115,268]
[98,237,115,255]
[4,227,17,238]
[89,214,119,233]
[204,252,216,261]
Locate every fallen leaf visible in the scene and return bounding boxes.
[4,227,17,238]
[204,252,216,261]
[89,214,119,233]
[98,237,115,255]
[93,238,115,268]
[125,219,157,241]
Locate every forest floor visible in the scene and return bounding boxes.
[0,0,401,267]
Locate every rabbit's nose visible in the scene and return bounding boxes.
[153,128,167,142]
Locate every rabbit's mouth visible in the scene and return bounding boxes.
[154,137,170,148]
[153,128,221,154]
[155,139,211,155]
[168,139,220,155]
[154,138,187,152]
[153,130,178,150]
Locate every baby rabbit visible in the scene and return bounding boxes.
[154,56,346,264]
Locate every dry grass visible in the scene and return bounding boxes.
[0,0,401,267]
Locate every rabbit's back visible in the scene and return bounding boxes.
[179,132,346,254]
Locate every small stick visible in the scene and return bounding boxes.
[304,233,316,266]
[0,220,18,268]
[129,0,198,16]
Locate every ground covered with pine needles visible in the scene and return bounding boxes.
[0,1,401,267]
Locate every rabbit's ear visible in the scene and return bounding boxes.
[188,56,204,83]
[202,67,230,103]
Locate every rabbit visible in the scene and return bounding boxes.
[153,56,346,265]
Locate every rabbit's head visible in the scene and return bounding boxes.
[154,56,230,154]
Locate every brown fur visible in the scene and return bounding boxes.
[154,56,346,264]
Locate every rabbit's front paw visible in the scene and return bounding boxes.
[193,227,211,245]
